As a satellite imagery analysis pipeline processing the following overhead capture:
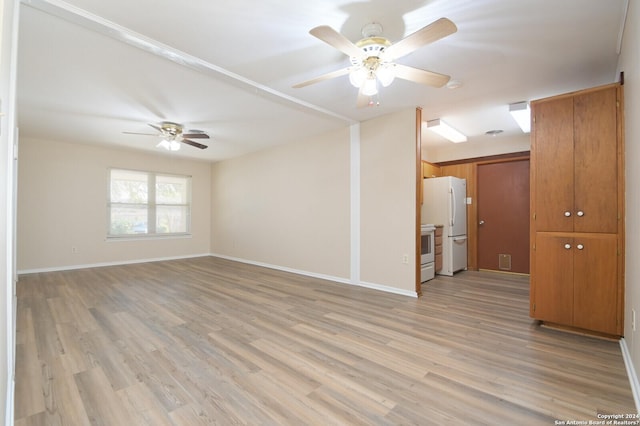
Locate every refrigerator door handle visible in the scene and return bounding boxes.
[450,186,455,226]
[452,235,468,242]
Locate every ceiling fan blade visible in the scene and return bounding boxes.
[182,132,210,139]
[181,138,208,149]
[392,63,450,88]
[293,67,351,88]
[309,25,363,58]
[148,123,163,132]
[383,18,457,61]
[123,131,156,136]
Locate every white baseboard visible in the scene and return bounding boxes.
[355,279,418,298]
[16,253,211,275]
[620,338,640,413]
[210,253,419,298]
[17,253,419,298]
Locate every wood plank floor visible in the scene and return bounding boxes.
[14,257,636,425]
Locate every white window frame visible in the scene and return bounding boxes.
[107,168,192,239]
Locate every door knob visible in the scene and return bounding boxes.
[479,220,485,225]
[564,243,571,249]
[577,244,584,250]
[577,211,584,217]
[564,211,571,217]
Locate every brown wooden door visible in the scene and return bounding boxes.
[573,87,618,233]
[572,234,618,334]
[477,160,530,273]
[532,97,574,232]
[532,233,574,325]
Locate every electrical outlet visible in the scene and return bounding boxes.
[633,309,636,332]
[402,254,409,264]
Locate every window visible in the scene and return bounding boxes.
[108,168,191,238]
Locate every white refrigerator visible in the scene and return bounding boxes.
[421,176,467,276]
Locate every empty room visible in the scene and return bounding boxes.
[2,0,640,424]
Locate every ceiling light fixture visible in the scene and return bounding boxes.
[157,138,181,151]
[509,101,531,133]
[349,63,396,96]
[361,75,379,96]
[346,25,396,96]
[426,119,467,143]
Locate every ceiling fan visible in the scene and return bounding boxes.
[124,121,209,150]
[293,18,457,107]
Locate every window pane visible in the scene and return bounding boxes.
[110,169,148,203]
[110,205,148,235]
[156,205,189,233]
[108,169,191,238]
[156,175,189,204]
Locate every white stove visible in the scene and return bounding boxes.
[420,224,436,282]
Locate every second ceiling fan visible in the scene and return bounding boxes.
[293,18,457,107]
[125,121,209,151]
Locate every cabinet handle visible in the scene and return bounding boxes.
[577,244,584,250]
[576,211,584,217]
[564,211,571,217]
[564,243,571,249]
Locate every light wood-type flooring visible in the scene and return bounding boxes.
[14,256,636,425]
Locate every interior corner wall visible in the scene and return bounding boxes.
[16,138,212,272]
[210,126,351,281]
[618,0,640,403]
[359,109,417,294]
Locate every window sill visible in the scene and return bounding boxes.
[106,233,192,242]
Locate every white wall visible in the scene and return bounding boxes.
[423,133,530,163]
[210,126,351,281]
[360,109,417,294]
[618,0,640,403]
[17,138,211,272]
[210,109,420,296]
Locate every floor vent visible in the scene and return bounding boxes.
[499,254,512,270]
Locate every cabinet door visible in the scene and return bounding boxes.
[573,87,618,233]
[532,233,574,325]
[572,234,618,334]
[533,97,574,232]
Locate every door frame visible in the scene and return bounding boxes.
[473,155,530,273]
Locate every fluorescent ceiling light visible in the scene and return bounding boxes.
[509,102,531,133]
[426,119,467,143]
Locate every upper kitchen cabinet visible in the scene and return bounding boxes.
[532,85,620,233]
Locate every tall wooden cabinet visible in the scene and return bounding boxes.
[530,83,624,337]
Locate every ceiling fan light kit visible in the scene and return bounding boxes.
[293,18,458,106]
[361,77,379,96]
[157,139,181,151]
[426,118,467,143]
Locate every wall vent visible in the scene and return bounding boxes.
[499,254,512,270]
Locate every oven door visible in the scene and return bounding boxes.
[421,229,435,264]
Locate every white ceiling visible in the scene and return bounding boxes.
[16,0,628,162]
